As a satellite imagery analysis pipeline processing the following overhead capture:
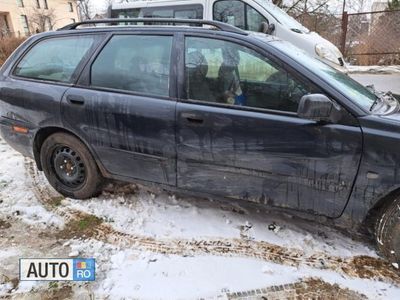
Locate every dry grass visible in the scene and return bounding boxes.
[0,37,25,66]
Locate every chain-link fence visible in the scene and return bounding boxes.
[343,10,400,65]
[296,10,400,66]
[296,13,343,52]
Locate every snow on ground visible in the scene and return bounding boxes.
[65,187,376,259]
[348,65,400,74]
[0,137,400,299]
[0,138,64,229]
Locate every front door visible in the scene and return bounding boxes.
[61,34,177,185]
[176,35,362,218]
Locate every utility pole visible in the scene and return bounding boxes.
[342,0,346,16]
[340,0,348,55]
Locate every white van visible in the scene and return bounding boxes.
[109,0,347,72]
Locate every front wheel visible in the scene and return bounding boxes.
[375,197,400,266]
[40,132,103,199]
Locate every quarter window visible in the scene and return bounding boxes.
[14,36,96,83]
[185,37,315,112]
[91,35,173,97]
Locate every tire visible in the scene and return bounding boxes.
[40,132,103,199]
[375,197,400,266]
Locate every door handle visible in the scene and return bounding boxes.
[181,113,204,124]
[67,95,85,105]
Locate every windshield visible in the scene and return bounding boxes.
[270,40,378,112]
[254,0,310,33]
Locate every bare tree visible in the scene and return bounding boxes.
[76,0,92,20]
[346,0,367,13]
[272,0,284,7]
[29,7,56,33]
[281,0,333,17]
[388,0,400,10]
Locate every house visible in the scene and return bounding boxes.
[0,0,80,37]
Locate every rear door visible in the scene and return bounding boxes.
[0,34,100,154]
[176,34,362,218]
[61,33,177,185]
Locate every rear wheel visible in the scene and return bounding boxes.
[40,132,103,199]
[375,197,400,266]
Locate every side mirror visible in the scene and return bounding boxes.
[261,21,275,34]
[297,94,341,123]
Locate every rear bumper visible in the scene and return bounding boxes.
[0,117,35,158]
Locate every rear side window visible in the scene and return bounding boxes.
[91,35,173,97]
[14,36,96,83]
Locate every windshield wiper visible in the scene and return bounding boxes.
[369,90,399,113]
[369,96,381,112]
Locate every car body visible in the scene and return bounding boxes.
[0,19,399,263]
[108,0,347,72]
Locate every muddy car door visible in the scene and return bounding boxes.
[176,35,362,218]
[61,33,177,185]
[0,34,101,157]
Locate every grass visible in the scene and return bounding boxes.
[48,282,58,289]
[76,215,102,231]
[56,214,103,239]
[49,196,64,207]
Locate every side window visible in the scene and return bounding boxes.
[14,36,96,83]
[91,35,172,97]
[246,5,267,32]
[174,7,203,19]
[142,5,203,25]
[213,0,245,30]
[114,8,141,19]
[213,0,267,32]
[145,9,174,18]
[185,37,316,113]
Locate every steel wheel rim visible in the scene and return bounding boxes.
[51,145,86,189]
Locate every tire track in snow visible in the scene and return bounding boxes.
[25,158,400,285]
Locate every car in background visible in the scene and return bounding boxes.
[108,0,347,72]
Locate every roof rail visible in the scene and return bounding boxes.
[58,18,248,35]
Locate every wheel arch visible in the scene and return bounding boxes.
[33,126,107,177]
[362,187,400,236]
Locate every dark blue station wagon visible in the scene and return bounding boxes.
[0,19,399,264]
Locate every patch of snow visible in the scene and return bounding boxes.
[97,250,300,299]
[0,140,64,228]
[348,65,400,74]
[66,187,376,259]
[68,250,79,257]
[0,283,12,296]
